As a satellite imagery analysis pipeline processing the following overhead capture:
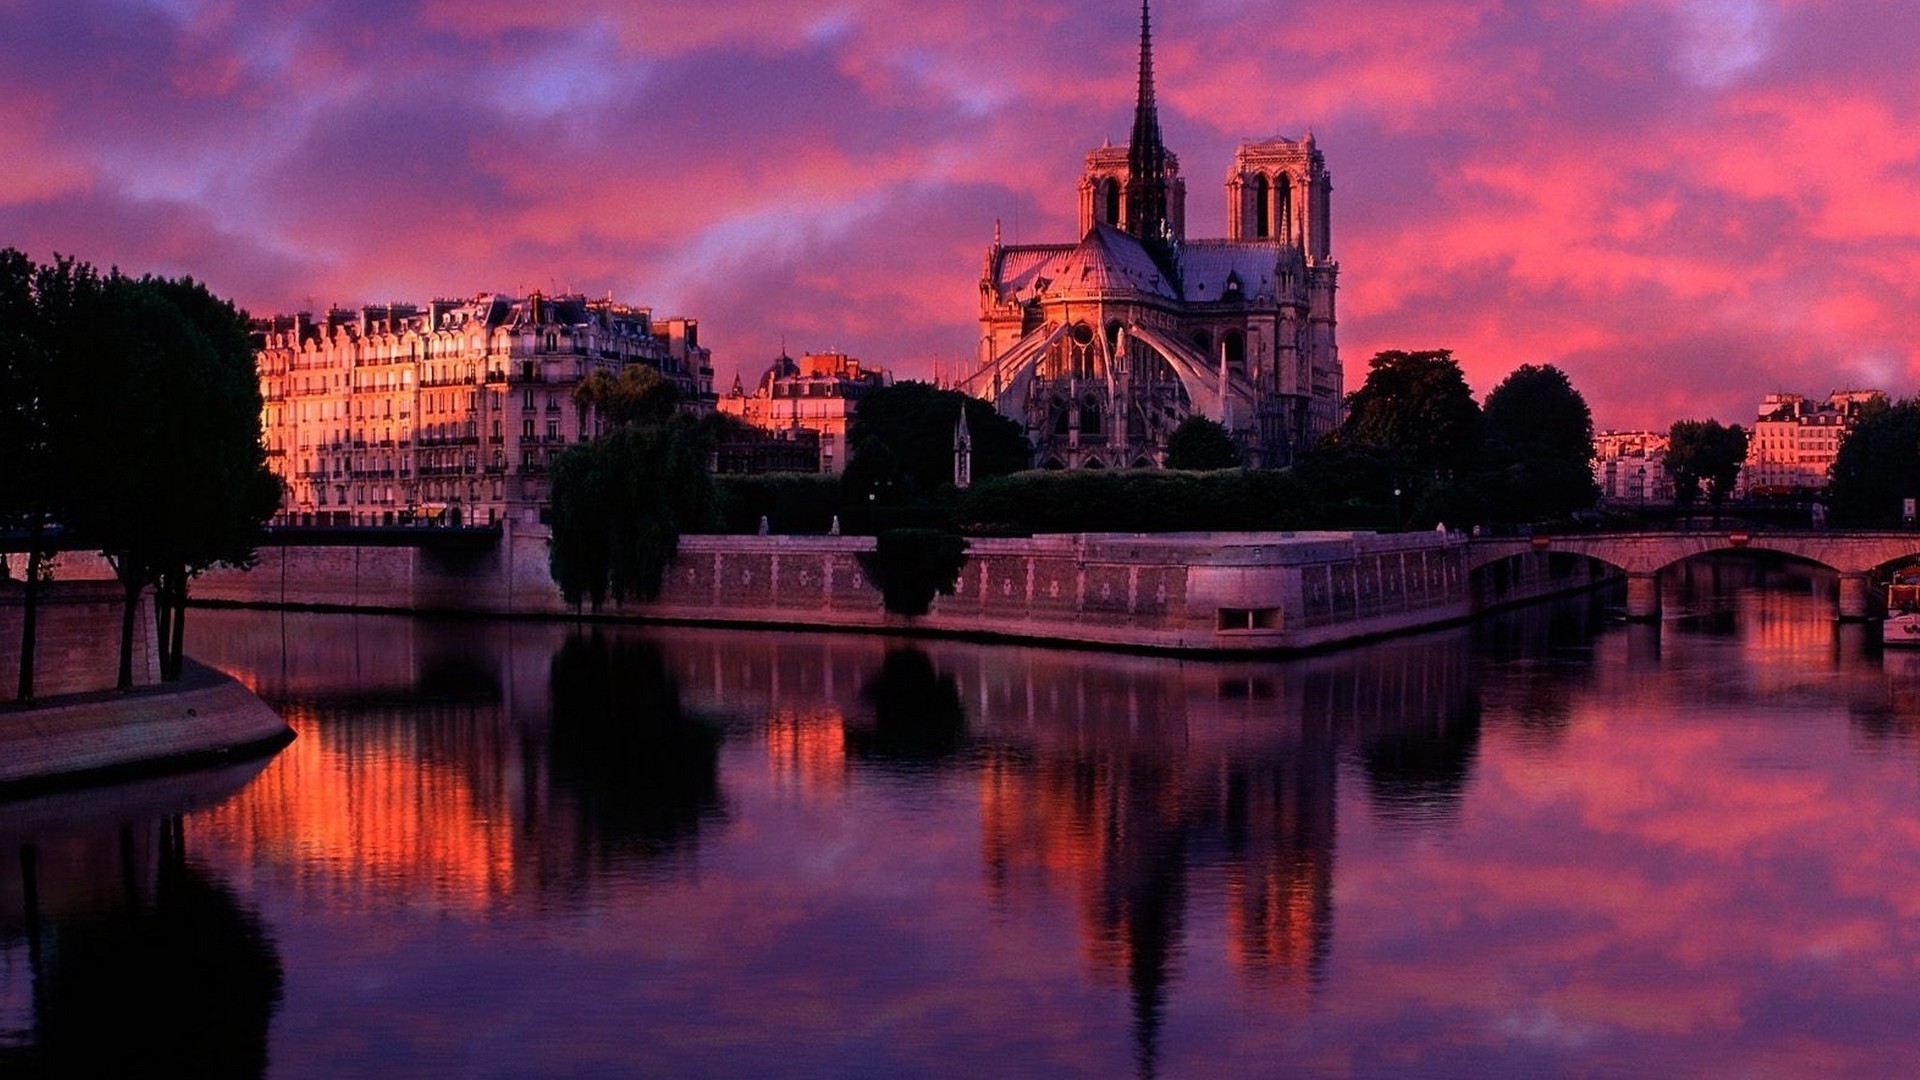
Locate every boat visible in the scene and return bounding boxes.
[1886,569,1920,646]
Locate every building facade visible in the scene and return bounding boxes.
[717,351,892,474]
[1593,430,1674,506]
[960,0,1341,469]
[257,293,713,527]
[1741,390,1882,497]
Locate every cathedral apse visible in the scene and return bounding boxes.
[962,1,1342,470]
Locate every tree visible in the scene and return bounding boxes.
[1828,397,1920,528]
[548,417,715,609]
[1337,350,1483,472]
[61,272,280,686]
[1164,415,1239,470]
[1665,419,1748,511]
[0,249,72,701]
[857,528,969,616]
[845,382,1029,498]
[574,365,681,429]
[1480,363,1599,522]
[1304,349,1482,528]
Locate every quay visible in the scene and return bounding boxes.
[1,581,295,796]
[191,523,1609,653]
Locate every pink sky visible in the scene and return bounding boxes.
[5,0,1920,430]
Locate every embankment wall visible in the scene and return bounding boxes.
[192,524,1611,653]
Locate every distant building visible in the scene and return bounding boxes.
[717,351,892,474]
[1593,430,1674,506]
[1741,390,1882,497]
[256,292,714,527]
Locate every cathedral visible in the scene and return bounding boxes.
[961,1,1342,469]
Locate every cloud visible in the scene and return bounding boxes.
[6,0,1920,427]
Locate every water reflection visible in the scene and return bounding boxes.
[0,768,281,1078]
[548,633,724,864]
[846,649,970,766]
[157,575,1920,1077]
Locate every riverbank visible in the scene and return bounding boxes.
[190,524,1614,653]
[0,661,295,797]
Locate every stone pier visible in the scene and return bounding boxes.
[1626,573,1662,621]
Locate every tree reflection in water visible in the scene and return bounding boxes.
[845,649,971,766]
[547,632,726,861]
[0,818,281,1079]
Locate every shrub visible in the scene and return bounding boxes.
[858,528,969,616]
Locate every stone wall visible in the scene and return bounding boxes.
[192,523,1518,652]
[0,580,160,701]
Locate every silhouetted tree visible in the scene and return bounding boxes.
[1337,350,1483,471]
[60,272,279,685]
[1164,415,1239,470]
[1301,349,1482,528]
[0,250,63,701]
[573,364,682,429]
[858,528,969,616]
[1480,363,1599,523]
[1829,396,1920,528]
[548,417,714,609]
[845,382,1029,499]
[1665,419,1748,512]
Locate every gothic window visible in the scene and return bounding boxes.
[1103,179,1121,226]
[1251,174,1271,237]
[1278,179,1294,243]
[1081,394,1104,437]
[1052,398,1072,436]
[1224,331,1247,374]
[1069,323,1096,377]
[1192,330,1212,354]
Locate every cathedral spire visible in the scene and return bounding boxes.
[1125,0,1175,271]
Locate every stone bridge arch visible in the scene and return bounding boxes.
[1466,531,1920,621]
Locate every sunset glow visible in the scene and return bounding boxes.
[6,1,1920,428]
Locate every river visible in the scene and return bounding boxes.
[5,556,1920,1078]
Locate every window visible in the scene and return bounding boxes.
[523,419,534,438]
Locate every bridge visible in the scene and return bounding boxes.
[1467,530,1920,620]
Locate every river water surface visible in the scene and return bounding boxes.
[7,558,1920,1078]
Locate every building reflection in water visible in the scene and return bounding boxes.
[0,767,282,1078]
[185,609,1490,1076]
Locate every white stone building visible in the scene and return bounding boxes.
[1593,430,1674,506]
[256,292,713,527]
[1740,390,1882,497]
[717,351,892,474]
